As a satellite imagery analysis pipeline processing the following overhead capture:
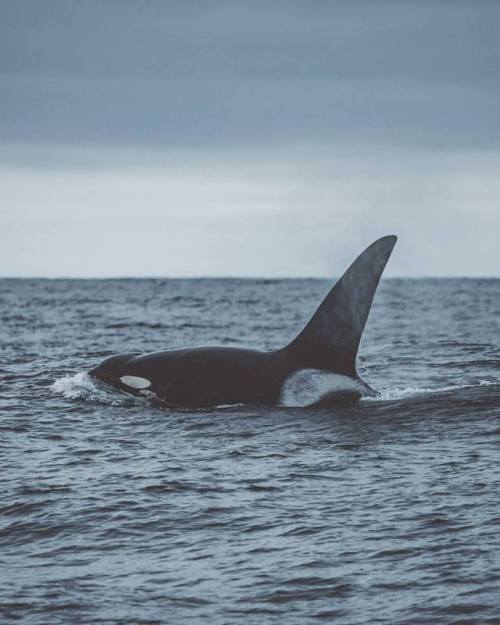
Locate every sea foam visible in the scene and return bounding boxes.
[51,372,97,399]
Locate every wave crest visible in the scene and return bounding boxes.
[50,372,97,399]
[50,371,146,406]
[365,379,498,402]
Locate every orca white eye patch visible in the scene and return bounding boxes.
[120,375,151,390]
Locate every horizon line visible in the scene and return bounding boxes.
[1,274,500,281]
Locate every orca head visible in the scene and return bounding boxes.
[90,353,152,393]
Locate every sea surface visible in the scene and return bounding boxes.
[1,277,500,625]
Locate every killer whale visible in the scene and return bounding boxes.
[90,235,397,408]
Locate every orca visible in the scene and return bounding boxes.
[90,235,396,408]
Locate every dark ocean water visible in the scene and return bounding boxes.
[1,277,500,625]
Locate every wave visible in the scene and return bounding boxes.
[51,371,500,412]
[51,372,97,399]
[50,372,145,406]
[105,321,169,329]
[364,379,499,402]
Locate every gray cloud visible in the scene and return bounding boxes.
[1,1,499,149]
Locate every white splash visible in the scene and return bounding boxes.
[364,379,498,402]
[50,372,97,399]
[280,369,363,407]
[51,371,158,406]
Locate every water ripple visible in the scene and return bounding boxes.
[2,278,500,625]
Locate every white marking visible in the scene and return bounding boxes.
[120,375,151,390]
[280,369,363,407]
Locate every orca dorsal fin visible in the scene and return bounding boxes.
[286,235,397,375]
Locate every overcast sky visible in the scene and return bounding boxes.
[1,0,500,276]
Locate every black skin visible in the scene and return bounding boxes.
[90,346,301,408]
[89,236,397,408]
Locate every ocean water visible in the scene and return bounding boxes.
[1,277,500,625]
